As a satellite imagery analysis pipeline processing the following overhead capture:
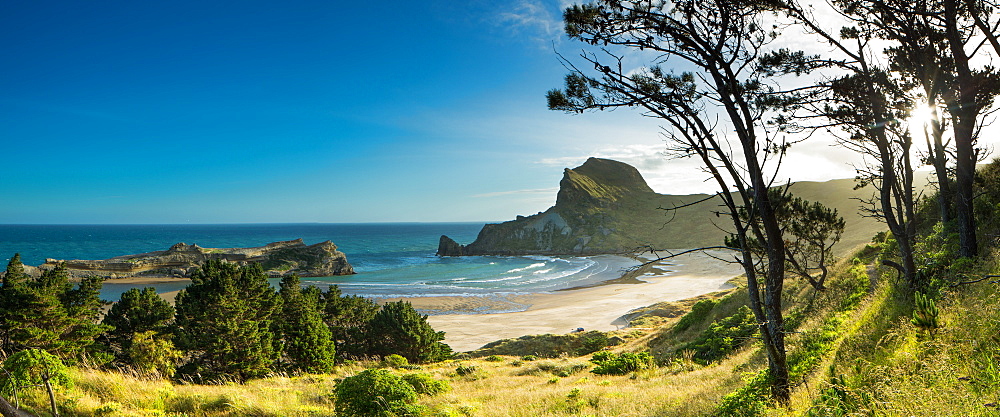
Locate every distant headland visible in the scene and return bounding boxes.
[26,238,355,279]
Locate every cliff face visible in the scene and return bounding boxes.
[41,238,355,279]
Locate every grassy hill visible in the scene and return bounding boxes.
[443,158,929,257]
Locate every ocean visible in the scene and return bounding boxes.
[0,224,639,312]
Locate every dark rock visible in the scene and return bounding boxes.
[437,235,465,256]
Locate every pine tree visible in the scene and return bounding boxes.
[273,275,335,373]
[173,260,278,382]
[0,254,29,354]
[366,301,450,363]
[1,261,107,360]
[320,285,378,359]
[102,287,174,362]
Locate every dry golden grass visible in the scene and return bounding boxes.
[16,242,1000,417]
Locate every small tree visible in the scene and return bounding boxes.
[731,189,846,290]
[0,254,29,354]
[127,331,182,378]
[321,285,379,359]
[366,301,449,363]
[173,260,278,382]
[102,287,174,362]
[1,261,108,361]
[1,349,70,416]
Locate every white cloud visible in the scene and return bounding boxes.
[497,0,565,48]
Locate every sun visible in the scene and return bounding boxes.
[907,102,936,127]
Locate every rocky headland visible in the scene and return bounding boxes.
[35,239,355,279]
[438,157,888,257]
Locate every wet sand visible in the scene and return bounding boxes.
[422,250,742,352]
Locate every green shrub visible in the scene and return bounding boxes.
[401,373,451,395]
[715,369,771,416]
[673,299,718,333]
[455,364,478,376]
[589,351,654,375]
[333,369,419,417]
[383,354,409,368]
[1,348,72,397]
[484,355,504,362]
[521,355,538,361]
[682,305,758,364]
[576,332,609,355]
[519,360,590,377]
[94,401,123,416]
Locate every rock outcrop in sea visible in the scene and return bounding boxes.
[38,239,355,279]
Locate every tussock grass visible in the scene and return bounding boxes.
[15,235,1000,416]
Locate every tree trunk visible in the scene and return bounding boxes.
[0,395,35,417]
[927,108,952,225]
[42,377,57,417]
[945,0,979,258]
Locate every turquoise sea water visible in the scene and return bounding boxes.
[0,224,639,311]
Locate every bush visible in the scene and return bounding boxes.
[673,299,718,333]
[518,360,590,377]
[455,364,478,376]
[366,301,451,363]
[383,354,409,368]
[484,355,504,362]
[589,351,654,375]
[402,373,451,395]
[682,305,758,364]
[1,348,72,397]
[334,369,419,417]
[521,355,538,361]
[576,332,609,355]
[128,331,182,378]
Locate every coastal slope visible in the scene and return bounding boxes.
[37,239,355,279]
[439,157,889,256]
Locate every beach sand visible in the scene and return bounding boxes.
[421,250,743,352]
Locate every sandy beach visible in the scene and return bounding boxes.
[421,250,743,352]
[110,250,743,353]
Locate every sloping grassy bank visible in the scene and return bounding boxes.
[12,238,1000,416]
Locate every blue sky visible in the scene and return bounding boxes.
[0,1,885,223]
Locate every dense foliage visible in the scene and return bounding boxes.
[589,351,653,375]
[320,285,379,359]
[333,368,419,417]
[273,274,336,373]
[367,301,451,363]
[0,257,107,362]
[101,287,174,363]
[683,306,759,365]
[173,260,279,381]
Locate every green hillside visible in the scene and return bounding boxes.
[440,158,922,256]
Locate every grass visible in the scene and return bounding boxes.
[13,229,1000,416]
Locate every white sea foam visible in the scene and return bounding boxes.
[505,262,546,274]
